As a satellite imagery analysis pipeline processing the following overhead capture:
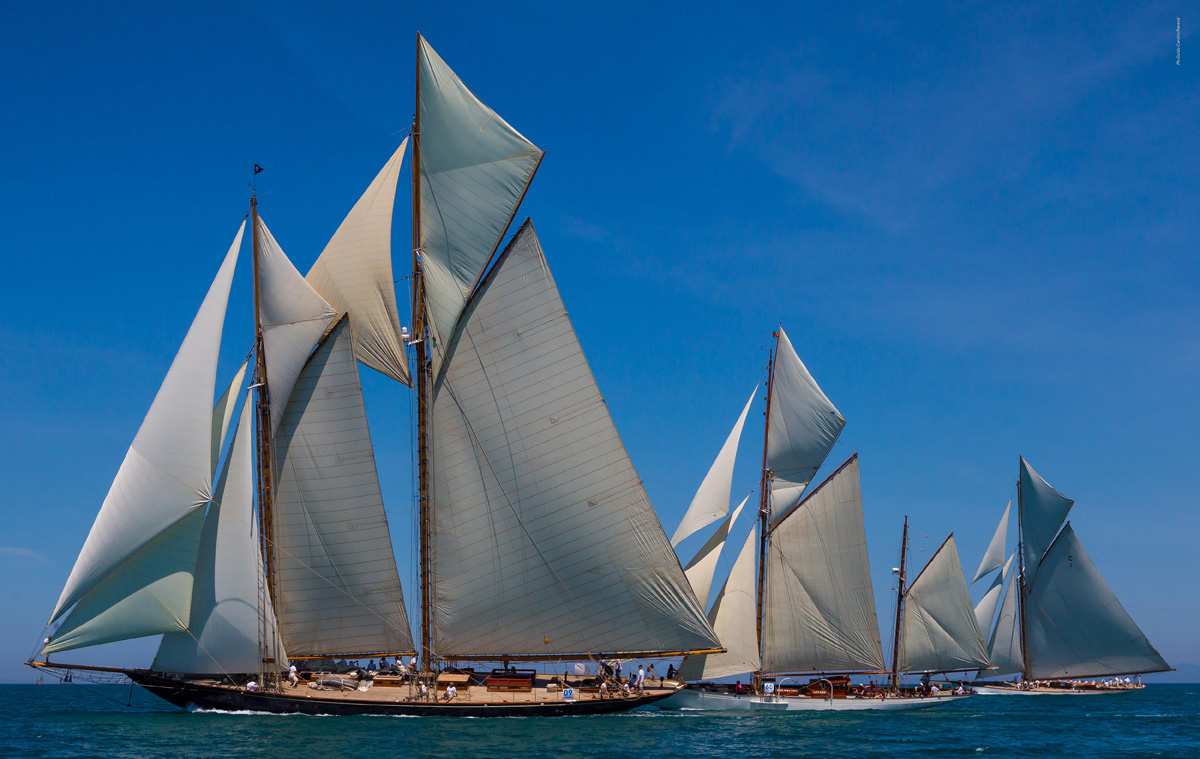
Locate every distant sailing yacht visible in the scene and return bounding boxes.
[973,458,1170,695]
[27,33,723,717]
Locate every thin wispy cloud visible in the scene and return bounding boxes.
[0,546,49,563]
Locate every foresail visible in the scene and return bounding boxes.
[417,34,543,353]
[50,223,243,626]
[899,535,990,673]
[678,526,761,681]
[682,496,749,609]
[973,501,1010,582]
[1025,523,1169,679]
[429,222,718,658]
[762,455,885,674]
[272,319,414,656]
[973,553,1013,638]
[211,362,247,474]
[766,328,845,510]
[671,387,756,546]
[307,140,411,384]
[987,568,1023,676]
[1019,457,1073,578]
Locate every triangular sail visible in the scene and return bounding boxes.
[1019,457,1074,578]
[973,553,1013,637]
[49,223,243,627]
[762,455,885,674]
[766,328,846,510]
[428,221,718,658]
[271,319,415,656]
[986,567,1022,676]
[677,525,761,681]
[899,535,991,673]
[307,140,411,385]
[210,362,247,474]
[973,501,1010,582]
[682,496,749,609]
[154,401,286,675]
[671,387,756,546]
[417,34,543,353]
[1024,523,1169,679]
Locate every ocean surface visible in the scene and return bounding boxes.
[1,683,1197,758]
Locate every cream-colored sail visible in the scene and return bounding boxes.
[210,362,246,473]
[682,496,749,609]
[307,140,411,385]
[49,223,243,629]
[762,455,885,674]
[671,387,756,546]
[1024,524,1169,679]
[677,525,761,681]
[272,319,414,656]
[417,34,543,352]
[987,568,1022,676]
[973,553,1013,637]
[154,400,286,675]
[973,501,1010,582]
[899,535,991,673]
[428,221,718,657]
[1019,457,1073,578]
[766,328,845,509]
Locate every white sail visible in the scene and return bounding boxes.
[973,500,1010,582]
[49,223,243,627]
[987,567,1023,676]
[671,387,757,546]
[272,319,415,656]
[417,35,543,352]
[210,362,247,474]
[899,535,991,673]
[1019,457,1074,577]
[428,221,719,657]
[682,496,749,609]
[256,216,338,435]
[766,328,846,509]
[1025,523,1169,679]
[307,140,411,385]
[762,455,885,674]
[677,525,761,682]
[973,553,1013,637]
[154,400,286,675]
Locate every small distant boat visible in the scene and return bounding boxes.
[971,458,1171,695]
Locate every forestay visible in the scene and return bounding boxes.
[272,319,414,656]
[987,569,1023,676]
[1019,457,1073,579]
[766,328,845,510]
[1024,524,1169,680]
[682,496,749,609]
[417,34,542,353]
[899,535,990,673]
[762,455,885,674]
[429,221,718,657]
[671,387,756,546]
[973,553,1013,638]
[677,526,761,681]
[307,140,411,385]
[973,501,1010,582]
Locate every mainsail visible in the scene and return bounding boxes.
[671,387,756,546]
[761,455,886,674]
[46,224,243,650]
[898,535,991,674]
[428,221,719,658]
[307,140,411,385]
[973,501,1010,582]
[677,525,761,681]
[271,319,414,657]
[682,496,749,609]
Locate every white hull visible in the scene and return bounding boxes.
[662,689,965,712]
[973,683,1139,696]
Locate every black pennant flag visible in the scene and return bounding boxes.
[253,163,265,175]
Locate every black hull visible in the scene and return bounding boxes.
[128,671,676,717]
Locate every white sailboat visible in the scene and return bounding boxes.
[29,33,723,717]
[973,458,1170,695]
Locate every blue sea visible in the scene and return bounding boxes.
[1,683,1197,757]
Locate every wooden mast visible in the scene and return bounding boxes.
[753,331,778,692]
[1015,460,1029,682]
[889,515,909,691]
[412,32,434,672]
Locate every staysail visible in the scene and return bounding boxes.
[682,496,749,609]
[46,223,244,651]
[417,34,543,352]
[766,328,846,510]
[271,319,415,657]
[761,455,885,674]
[428,221,719,658]
[671,387,756,546]
[973,553,1013,637]
[677,525,761,681]
[973,501,1010,582]
[898,535,991,674]
[307,140,411,385]
[987,568,1023,676]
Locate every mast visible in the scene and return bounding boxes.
[250,192,279,681]
[753,331,778,691]
[412,33,434,671]
[890,515,909,690]
[1015,463,1029,681]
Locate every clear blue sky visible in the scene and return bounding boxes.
[1,2,1195,682]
